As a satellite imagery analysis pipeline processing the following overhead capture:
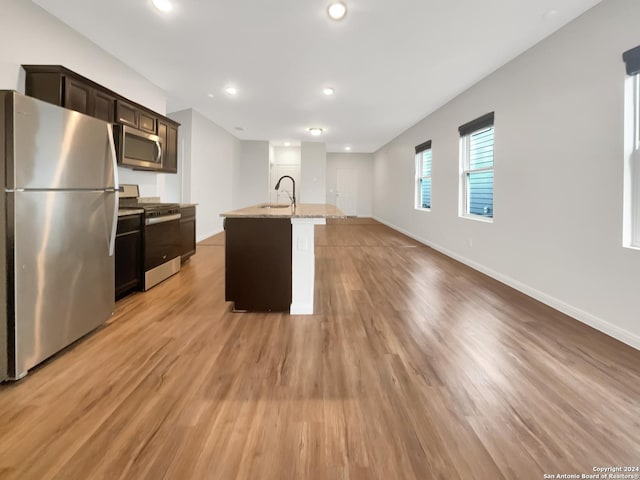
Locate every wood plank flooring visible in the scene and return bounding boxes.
[0,218,639,479]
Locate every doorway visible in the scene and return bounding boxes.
[336,167,357,216]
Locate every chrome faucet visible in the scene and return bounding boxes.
[275,175,296,208]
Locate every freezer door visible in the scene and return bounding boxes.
[8,93,115,190]
[10,190,115,378]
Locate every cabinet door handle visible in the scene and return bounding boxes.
[145,213,181,225]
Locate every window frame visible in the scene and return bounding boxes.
[627,74,640,248]
[459,113,495,222]
[634,74,640,151]
[415,140,432,211]
[623,45,640,250]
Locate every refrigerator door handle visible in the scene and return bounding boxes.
[107,124,119,257]
[108,191,118,257]
[107,124,119,190]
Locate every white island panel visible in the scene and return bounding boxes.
[290,217,326,315]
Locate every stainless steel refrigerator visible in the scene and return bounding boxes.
[1,91,118,381]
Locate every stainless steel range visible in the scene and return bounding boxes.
[119,185,181,290]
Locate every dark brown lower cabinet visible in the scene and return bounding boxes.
[224,218,292,312]
[180,205,196,262]
[115,214,142,300]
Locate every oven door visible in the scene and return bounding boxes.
[144,214,181,272]
[115,125,163,170]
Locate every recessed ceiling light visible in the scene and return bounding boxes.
[284,142,291,147]
[225,86,238,95]
[345,146,351,151]
[152,0,173,13]
[308,128,323,136]
[207,93,215,98]
[327,2,347,21]
[323,87,335,96]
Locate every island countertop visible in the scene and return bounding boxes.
[221,203,346,219]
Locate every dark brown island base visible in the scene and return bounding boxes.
[221,204,345,313]
[224,217,292,311]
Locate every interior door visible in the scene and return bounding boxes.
[336,167,357,216]
[270,164,300,204]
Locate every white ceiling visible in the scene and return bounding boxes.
[33,0,603,153]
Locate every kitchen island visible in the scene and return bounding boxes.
[221,203,345,314]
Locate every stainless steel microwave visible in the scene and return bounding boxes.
[114,124,162,170]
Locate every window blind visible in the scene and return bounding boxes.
[467,127,494,217]
[417,148,432,209]
[623,45,640,76]
[415,140,432,154]
[459,112,494,137]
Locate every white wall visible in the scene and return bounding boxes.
[373,0,640,349]
[0,0,170,197]
[175,109,239,240]
[168,109,192,204]
[234,141,269,208]
[326,153,374,216]
[273,146,302,166]
[300,142,326,203]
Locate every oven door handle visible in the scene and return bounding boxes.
[145,213,181,225]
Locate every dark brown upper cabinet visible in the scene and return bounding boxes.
[93,90,116,123]
[166,123,178,173]
[116,100,157,134]
[24,65,116,123]
[139,111,157,134]
[64,77,92,115]
[23,65,179,173]
[157,119,178,173]
[115,99,139,129]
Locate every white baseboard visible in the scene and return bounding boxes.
[290,303,314,315]
[373,216,640,352]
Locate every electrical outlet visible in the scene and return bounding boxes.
[468,238,473,248]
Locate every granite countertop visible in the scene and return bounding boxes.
[221,203,346,219]
[119,204,197,216]
[118,208,144,217]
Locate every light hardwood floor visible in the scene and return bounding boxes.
[0,218,639,479]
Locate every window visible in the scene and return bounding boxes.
[459,112,494,220]
[631,74,640,248]
[415,140,432,209]
[623,45,640,248]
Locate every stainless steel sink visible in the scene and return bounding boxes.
[260,203,290,209]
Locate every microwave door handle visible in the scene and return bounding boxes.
[156,140,163,165]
